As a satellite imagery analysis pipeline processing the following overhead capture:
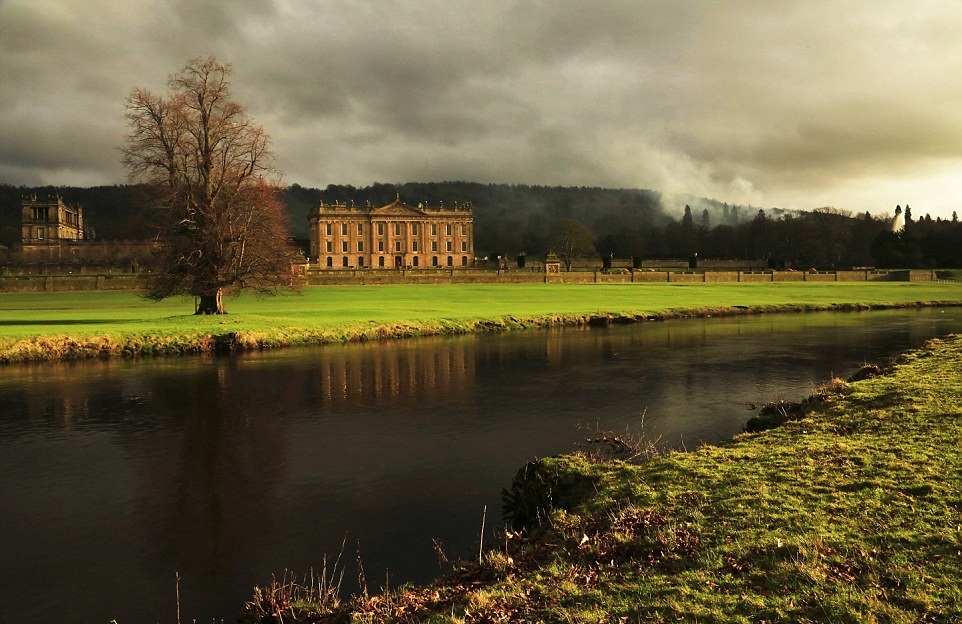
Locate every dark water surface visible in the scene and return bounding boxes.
[1,308,960,623]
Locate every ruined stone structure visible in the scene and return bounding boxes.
[19,196,85,261]
[307,196,474,269]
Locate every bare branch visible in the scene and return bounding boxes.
[121,56,293,313]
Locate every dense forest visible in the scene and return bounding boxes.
[2,182,960,269]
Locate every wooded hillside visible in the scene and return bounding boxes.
[3,182,960,268]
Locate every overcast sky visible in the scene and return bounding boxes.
[2,0,960,218]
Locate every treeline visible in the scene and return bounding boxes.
[284,182,962,269]
[657,206,961,269]
[282,181,672,254]
[3,182,960,269]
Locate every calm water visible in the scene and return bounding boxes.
[1,308,960,623]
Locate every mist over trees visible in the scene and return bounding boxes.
[282,182,961,269]
[281,181,670,259]
[3,179,961,269]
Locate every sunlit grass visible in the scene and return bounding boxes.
[1,282,960,362]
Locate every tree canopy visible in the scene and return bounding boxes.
[122,56,294,313]
[546,219,598,271]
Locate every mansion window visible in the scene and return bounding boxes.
[461,256,468,267]
[326,241,333,252]
[461,224,468,236]
[431,223,438,236]
[413,256,419,267]
[394,241,401,252]
[412,223,419,235]
[461,241,468,252]
[341,241,348,253]
[447,256,453,267]
[326,257,333,267]
[342,256,349,267]
[341,223,349,236]
[412,241,419,252]
[378,241,384,252]
[377,222,385,236]
[446,224,452,236]
[357,223,364,235]
[379,257,385,267]
[432,256,439,267]
[357,241,364,252]
[325,223,332,236]
[394,223,403,236]
[446,241,452,252]
[358,257,364,267]
[431,241,438,252]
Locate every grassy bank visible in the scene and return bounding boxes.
[2,282,961,363]
[246,334,962,623]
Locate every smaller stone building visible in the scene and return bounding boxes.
[20,196,86,261]
[307,196,474,269]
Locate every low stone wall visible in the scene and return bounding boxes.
[303,268,935,286]
[0,268,936,292]
[668,272,703,283]
[774,271,805,282]
[544,272,594,284]
[595,272,633,284]
[704,271,740,282]
[802,272,835,282]
[0,274,146,292]
[632,271,669,283]
[738,272,772,282]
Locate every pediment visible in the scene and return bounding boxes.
[372,200,426,217]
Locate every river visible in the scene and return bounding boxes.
[1,307,960,623]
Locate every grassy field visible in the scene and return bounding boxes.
[1,282,960,363]
[244,334,962,623]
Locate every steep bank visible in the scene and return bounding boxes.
[246,334,962,622]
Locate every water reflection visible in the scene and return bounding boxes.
[305,338,475,403]
[1,308,960,623]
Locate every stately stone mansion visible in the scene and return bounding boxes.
[307,196,474,269]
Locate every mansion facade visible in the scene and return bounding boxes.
[307,197,474,269]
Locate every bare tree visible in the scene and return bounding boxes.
[122,56,295,314]
[546,219,597,271]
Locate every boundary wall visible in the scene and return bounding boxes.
[301,268,933,286]
[0,274,145,292]
[0,268,938,292]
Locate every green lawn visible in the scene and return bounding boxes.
[1,282,960,362]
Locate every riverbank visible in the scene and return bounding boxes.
[1,283,961,363]
[245,334,962,622]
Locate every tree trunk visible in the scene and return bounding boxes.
[196,288,226,314]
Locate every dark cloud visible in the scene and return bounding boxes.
[0,0,959,217]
